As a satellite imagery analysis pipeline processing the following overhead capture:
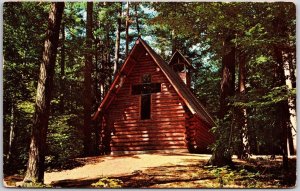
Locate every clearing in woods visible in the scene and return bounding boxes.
[4,153,296,188]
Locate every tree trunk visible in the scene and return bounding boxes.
[273,47,290,169]
[125,1,130,57]
[106,25,112,84]
[113,2,122,77]
[83,2,93,156]
[219,37,236,118]
[171,29,177,54]
[93,39,100,155]
[288,51,296,88]
[94,39,100,106]
[209,36,235,167]
[236,51,250,159]
[59,20,65,114]
[100,46,105,100]
[7,103,15,164]
[23,2,64,184]
[134,3,140,36]
[282,52,296,155]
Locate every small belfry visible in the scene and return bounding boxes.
[169,50,193,87]
[92,37,215,155]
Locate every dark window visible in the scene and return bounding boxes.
[141,84,152,94]
[141,94,151,119]
[132,83,161,95]
[131,74,161,120]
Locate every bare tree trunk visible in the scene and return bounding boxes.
[113,2,122,77]
[219,37,236,118]
[106,25,112,84]
[125,1,130,57]
[94,39,100,106]
[60,20,65,114]
[274,47,289,169]
[237,51,250,159]
[209,36,235,167]
[134,3,140,36]
[171,29,177,54]
[93,39,100,155]
[23,2,64,184]
[283,52,296,155]
[7,103,15,163]
[100,46,105,100]
[83,2,93,156]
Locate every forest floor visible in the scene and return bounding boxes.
[4,153,296,188]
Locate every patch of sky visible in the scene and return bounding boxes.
[190,43,219,72]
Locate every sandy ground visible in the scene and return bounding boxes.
[44,153,211,185]
[4,154,295,188]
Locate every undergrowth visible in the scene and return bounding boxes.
[204,165,280,188]
[91,177,123,188]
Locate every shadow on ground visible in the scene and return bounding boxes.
[4,155,296,188]
[50,157,296,188]
[50,161,216,188]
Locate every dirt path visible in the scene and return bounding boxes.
[44,153,211,186]
[4,154,295,188]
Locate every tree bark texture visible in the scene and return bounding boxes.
[219,37,236,118]
[113,2,122,77]
[7,103,15,163]
[59,20,65,114]
[106,24,112,84]
[100,47,105,100]
[209,36,236,167]
[125,1,130,57]
[282,52,296,155]
[273,47,290,169]
[271,9,293,168]
[236,51,250,159]
[23,2,64,183]
[171,29,177,54]
[83,2,93,156]
[94,39,101,107]
[134,3,140,36]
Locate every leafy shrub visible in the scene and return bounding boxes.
[46,114,84,170]
[207,165,263,188]
[20,180,51,188]
[91,177,123,188]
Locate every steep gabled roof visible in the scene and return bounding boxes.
[168,50,194,69]
[92,38,215,127]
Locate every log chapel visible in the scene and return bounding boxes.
[92,38,215,154]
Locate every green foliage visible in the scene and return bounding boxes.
[233,86,295,108]
[3,1,296,177]
[91,177,123,188]
[206,165,265,188]
[46,114,84,169]
[3,2,50,175]
[21,180,52,188]
[17,101,35,114]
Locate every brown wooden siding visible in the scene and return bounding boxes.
[107,53,188,154]
[186,114,214,153]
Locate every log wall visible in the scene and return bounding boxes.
[186,114,214,153]
[103,50,213,154]
[107,53,188,154]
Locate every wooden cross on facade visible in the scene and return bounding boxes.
[132,74,161,119]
